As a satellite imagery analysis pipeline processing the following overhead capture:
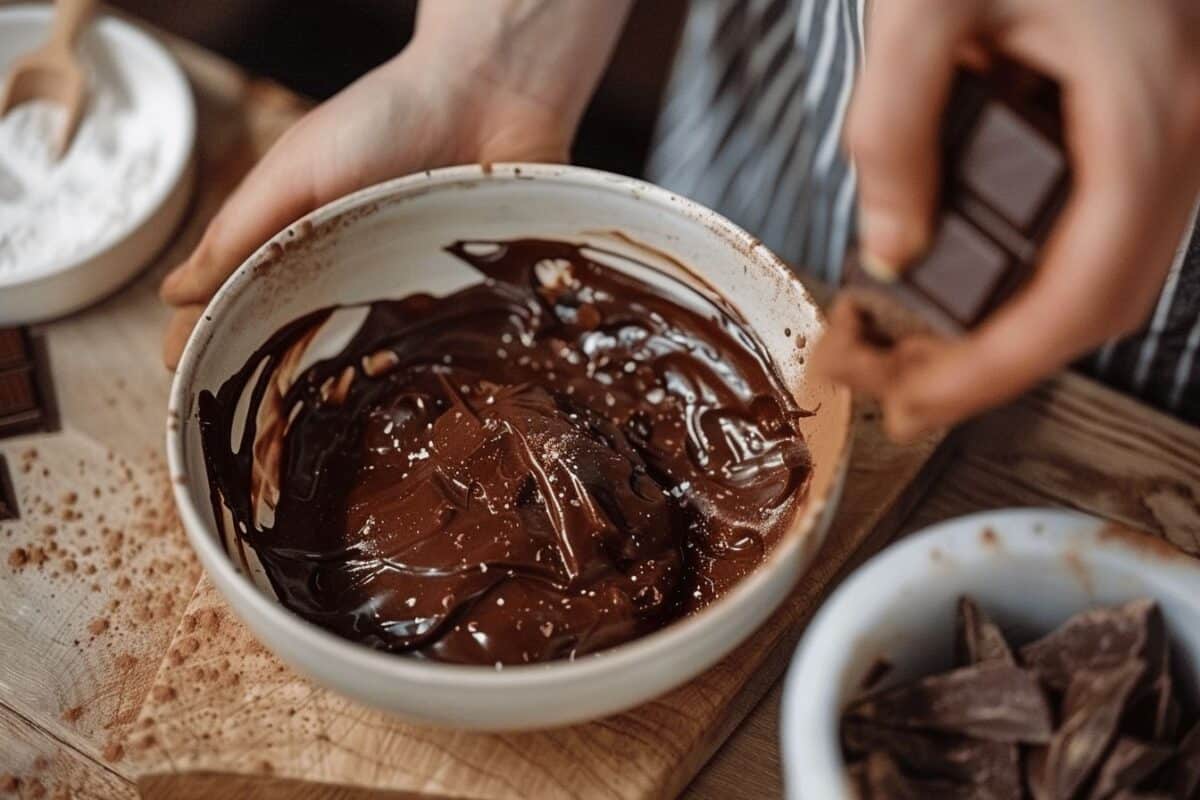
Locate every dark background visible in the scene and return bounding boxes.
[112,0,688,177]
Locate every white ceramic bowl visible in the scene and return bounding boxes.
[167,163,853,730]
[782,508,1200,799]
[0,4,194,324]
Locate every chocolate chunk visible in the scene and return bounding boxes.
[1125,633,1182,744]
[840,597,1199,800]
[1168,722,1200,800]
[1020,600,1164,691]
[1045,660,1147,800]
[846,661,1053,744]
[1087,738,1173,800]
[957,596,1015,666]
[859,751,985,800]
[843,720,1021,792]
[859,657,895,692]
[844,64,1069,333]
[0,328,47,439]
[1026,746,1051,800]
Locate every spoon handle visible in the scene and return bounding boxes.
[47,0,97,52]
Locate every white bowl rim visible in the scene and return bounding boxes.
[0,4,196,289]
[780,507,1200,799]
[166,162,855,690]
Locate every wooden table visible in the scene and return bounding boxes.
[3,23,1199,800]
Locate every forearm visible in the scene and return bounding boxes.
[408,0,633,145]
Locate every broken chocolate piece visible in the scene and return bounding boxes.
[1020,600,1164,691]
[840,597,1198,800]
[844,65,1069,333]
[846,661,1053,744]
[843,720,1021,792]
[1045,660,1147,800]
[1026,746,1051,800]
[957,596,1015,666]
[860,751,983,800]
[1087,738,1173,800]
[1168,722,1200,800]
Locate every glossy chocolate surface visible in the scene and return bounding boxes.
[198,238,811,665]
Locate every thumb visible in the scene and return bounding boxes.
[161,123,318,306]
[845,0,983,279]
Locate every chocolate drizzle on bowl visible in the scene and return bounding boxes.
[197,238,812,666]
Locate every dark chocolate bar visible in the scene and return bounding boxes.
[846,65,1070,333]
[0,327,48,439]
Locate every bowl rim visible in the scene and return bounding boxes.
[166,162,855,690]
[780,507,1200,799]
[0,4,196,289]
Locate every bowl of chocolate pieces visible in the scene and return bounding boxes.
[167,163,853,729]
[782,508,1200,799]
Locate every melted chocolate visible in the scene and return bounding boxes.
[198,239,811,665]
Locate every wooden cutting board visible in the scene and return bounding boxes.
[0,30,950,800]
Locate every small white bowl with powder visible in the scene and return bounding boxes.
[0,4,195,324]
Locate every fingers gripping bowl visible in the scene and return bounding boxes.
[167,164,852,729]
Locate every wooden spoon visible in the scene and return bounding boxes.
[0,0,97,158]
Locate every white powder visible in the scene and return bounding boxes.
[0,85,162,279]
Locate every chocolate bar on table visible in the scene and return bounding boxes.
[845,64,1070,335]
[0,327,49,439]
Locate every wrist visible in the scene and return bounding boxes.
[395,34,575,164]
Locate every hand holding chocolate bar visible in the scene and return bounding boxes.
[817,0,1200,441]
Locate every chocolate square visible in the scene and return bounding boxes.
[0,327,50,439]
[907,214,1013,328]
[0,328,29,369]
[959,102,1066,234]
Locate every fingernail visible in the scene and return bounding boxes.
[160,263,188,299]
[860,250,900,283]
[859,207,916,282]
